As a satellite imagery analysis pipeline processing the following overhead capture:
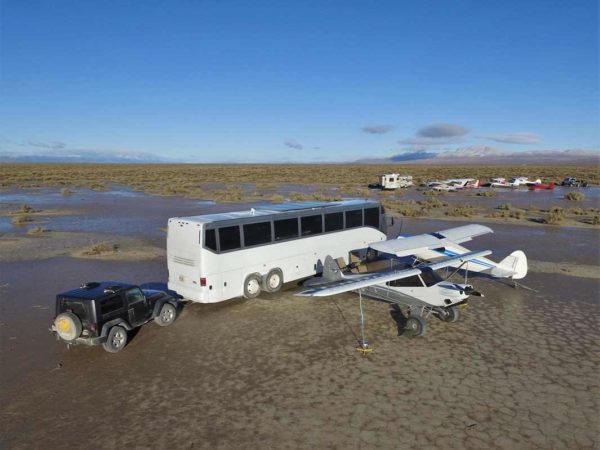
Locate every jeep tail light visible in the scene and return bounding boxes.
[200,277,207,287]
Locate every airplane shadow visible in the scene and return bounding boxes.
[388,304,411,337]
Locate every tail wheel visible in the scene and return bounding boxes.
[243,274,262,299]
[405,315,427,338]
[263,269,283,293]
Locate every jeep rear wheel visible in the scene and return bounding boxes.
[102,325,128,353]
[155,303,177,327]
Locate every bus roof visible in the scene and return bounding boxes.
[171,200,380,225]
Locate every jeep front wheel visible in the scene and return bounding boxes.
[102,325,128,353]
[155,303,177,327]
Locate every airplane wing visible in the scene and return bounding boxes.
[296,268,422,297]
[297,251,493,297]
[432,224,493,244]
[369,234,442,257]
[368,224,493,256]
[424,250,492,271]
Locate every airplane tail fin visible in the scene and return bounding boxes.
[491,250,528,279]
[322,255,345,281]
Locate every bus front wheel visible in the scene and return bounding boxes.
[243,274,262,299]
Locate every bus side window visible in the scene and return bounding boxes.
[364,207,380,228]
[219,226,241,252]
[243,221,272,247]
[204,229,217,251]
[345,210,363,228]
[274,218,298,241]
[324,212,343,232]
[301,215,322,236]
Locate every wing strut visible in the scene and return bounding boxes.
[356,290,372,355]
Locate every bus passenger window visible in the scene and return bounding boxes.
[324,212,343,232]
[345,210,363,228]
[274,218,298,241]
[364,207,380,228]
[243,222,272,247]
[204,229,217,251]
[219,226,241,251]
[301,215,323,236]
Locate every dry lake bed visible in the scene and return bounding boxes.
[0,187,598,449]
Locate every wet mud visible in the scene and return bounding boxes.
[0,190,598,449]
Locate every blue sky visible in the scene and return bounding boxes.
[1,0,598,162]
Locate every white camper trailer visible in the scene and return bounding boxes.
[167,200,388,303]
[380,174,413,190]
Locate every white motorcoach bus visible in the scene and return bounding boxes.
[167,200,388,303]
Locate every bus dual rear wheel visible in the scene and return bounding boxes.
[263,269,283,293]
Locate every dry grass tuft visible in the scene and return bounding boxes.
[11,214,32,225]
[27,226,48,235]
[446,204,475,217]
[544,207,565,224]
[83,243,119,255]
[565,192,585,201]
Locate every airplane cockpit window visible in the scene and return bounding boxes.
[387,275,424,287]
[420,269,443,287]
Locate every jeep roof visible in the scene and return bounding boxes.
[58,281,136,301]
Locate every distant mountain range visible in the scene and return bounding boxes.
[357,147,600,165]
[1,146,598,164]
[0,151,173,164]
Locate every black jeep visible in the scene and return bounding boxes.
[51,281,179,353]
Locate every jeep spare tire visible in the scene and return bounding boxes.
[54,312,82,342]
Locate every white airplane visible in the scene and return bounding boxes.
[297,224,527,340]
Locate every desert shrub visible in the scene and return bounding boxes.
[476,190,495,197]
[27,226,48,235]
[20,204,34,213]
[569,208,584,216]
[592,216,600,226]
[565,192,584,201]
[526,204,539,212]
[270,194,285,203]
[544,207,565,224]
[422,190,443,196]
[497,203,512,211]
[11,214,31,225]
[84,243,119,255]
[90,183,107,191]
[60,188,72,196]
[446,204,474,217]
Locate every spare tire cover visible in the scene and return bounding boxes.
[54,312,82,341]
